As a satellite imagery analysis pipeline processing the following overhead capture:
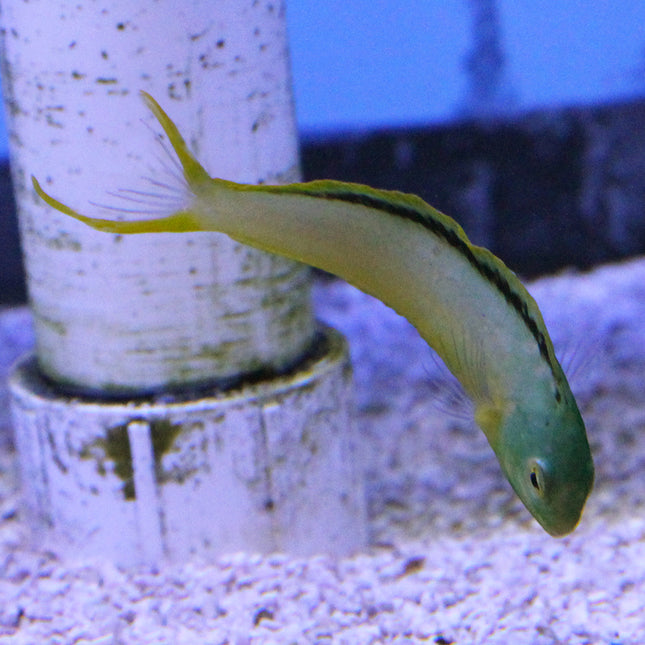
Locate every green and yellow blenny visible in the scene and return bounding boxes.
[33,92,594,536]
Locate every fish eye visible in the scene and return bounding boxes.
[528,460,547,497]
[530,471,539,490]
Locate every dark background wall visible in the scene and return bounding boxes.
[301,98,645,278]
[0,163,20,304]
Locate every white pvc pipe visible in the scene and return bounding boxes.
[1,0,313,393]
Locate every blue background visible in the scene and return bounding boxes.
[287,0,645,133]
[0,1,644,150]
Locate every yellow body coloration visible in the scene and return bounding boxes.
[33,92,594,536]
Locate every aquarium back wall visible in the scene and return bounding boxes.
[1,1,645,301]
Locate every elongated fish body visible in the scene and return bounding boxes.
[33,92,594,536]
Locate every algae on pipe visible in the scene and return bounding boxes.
[33,92,595,537]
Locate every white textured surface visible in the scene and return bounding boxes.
[2,258,645,643]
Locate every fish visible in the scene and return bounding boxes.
[32,91,594,536]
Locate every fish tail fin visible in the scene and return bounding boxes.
[31,92,217,234]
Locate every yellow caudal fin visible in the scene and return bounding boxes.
[31,92,216,234]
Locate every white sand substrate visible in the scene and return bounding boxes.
[1,258,645,644]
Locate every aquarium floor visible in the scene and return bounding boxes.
[1,259,645,644]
